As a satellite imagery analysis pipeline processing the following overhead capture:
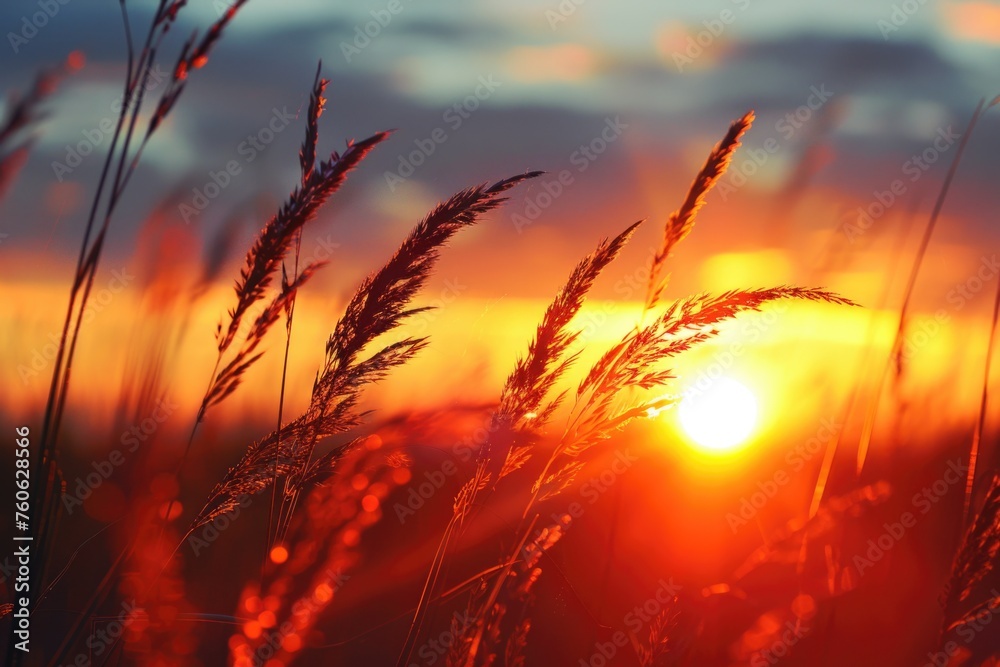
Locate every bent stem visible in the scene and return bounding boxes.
[855,97,990,478]
[963,276,1000,527]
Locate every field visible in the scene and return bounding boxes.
[2,2,1000,666]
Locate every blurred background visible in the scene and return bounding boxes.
[2,1,999,665]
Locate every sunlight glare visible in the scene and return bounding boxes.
[679,377,758,452]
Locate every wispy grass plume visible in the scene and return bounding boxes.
[162,67,388,557]
[397,220,642,667]
[962,275,1000,527]
[191,172,540,537]
[856,96,997,477]
[532,286,857,506]
[0,53,79,199]
[645,111,754,312]
[20,4,251,663]
[941,474,1000,659]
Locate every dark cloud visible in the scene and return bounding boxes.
[2,11,997,260]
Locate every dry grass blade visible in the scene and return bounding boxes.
[562,287,857,461]
[193,173,540,534]
[0,54,77,199]
[945,595,1000,636]
[446,516,563,667]
[499,446,532,480]
[536,460,587,502]
[196,431,381,536]
[299,61,327,182]
[230,440,408,667]
[321,172,541,379]
[219,132,390,355]
[148,0,250,136]
[398,221,640,667]
[635,605,681,667]
[453,469,492,524]
[205,262,325,410]
[23,5,252,665]
[294,173,541,496]
[942,474,1000,636]
[172,72,386,552]
[504,618,531,667]
[856,97,991,478]
[497,220,644,429]
[264,60,331,556]
[645,111,754,312]
[728,481,892,583]
[191,67,388,429]
[963,276,1000,526]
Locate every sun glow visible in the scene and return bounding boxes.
[679,377,758,453]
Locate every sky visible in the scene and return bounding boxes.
[2,0,999,261]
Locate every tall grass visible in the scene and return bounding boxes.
[0,54,78,198]
[391,114,857,666]
[191,172,541,544]
[6,10,1000,666]
[12,3,250,664]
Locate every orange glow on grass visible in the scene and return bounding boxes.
[269,545,289,564]
[361,494,380,512]
[351,473,369,491]
[243,620,261,639]
[282,633,303,652]
[314,583,333,603]
[158,501,183,521]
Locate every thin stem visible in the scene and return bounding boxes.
[264,230,303,574]
[809,196,920,517]
[962,276,1000,526]
[856,98,987,477]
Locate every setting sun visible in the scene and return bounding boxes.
[679,377,758,452]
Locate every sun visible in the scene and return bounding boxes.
[679,377,758,453]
